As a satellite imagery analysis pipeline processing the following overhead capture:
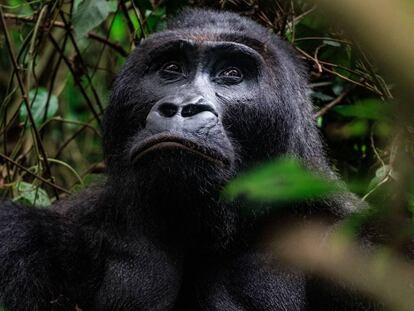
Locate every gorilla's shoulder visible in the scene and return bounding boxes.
[51,184,105,219]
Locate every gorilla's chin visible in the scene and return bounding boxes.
[129,133,233,168]
[129,150,239,250]
[133,148,234,192]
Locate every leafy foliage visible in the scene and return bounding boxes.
[224,158,340,202]
[20,88,58,127]
[73,0,118,37]
[14,181,50,208]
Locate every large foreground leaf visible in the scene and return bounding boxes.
[224,158,340,202]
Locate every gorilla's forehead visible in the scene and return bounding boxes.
[139,29,270,57]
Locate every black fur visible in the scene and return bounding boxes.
[0,9,372,310]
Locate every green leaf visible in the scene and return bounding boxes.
[323,39,341,47]
[339,120,369,138]
[145,7,166,33]
[316,116,323,128]
[334,99,390,120]
[312,91,334,102]
[110,12,127,42]
[73,0,117,37]
[14,181,51,208]
[223,157,340,203]
[20,87,58,127]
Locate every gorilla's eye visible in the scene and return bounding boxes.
[217,67,243,84]
[161,62,182,74]
[159,62,184,81]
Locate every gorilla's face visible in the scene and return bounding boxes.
[106,36,269,191]
[128,39,264,170]
[104,11,315,202]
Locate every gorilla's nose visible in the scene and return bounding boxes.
[156,98,218,118]
[145,96,219,133]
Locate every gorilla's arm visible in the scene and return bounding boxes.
[0,200,90,310]
[0,197,184,311]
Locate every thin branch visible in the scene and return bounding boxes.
[296,47,382,96]
[0,7,59,199]
[54,114,102,159]
[87,32,128,57]
[4,12,128,57]
[120,0,140,45]
[58,11,104,114]
[0,153,70,194]
[3,12,65,27]
[313,89,351,119]
[48,33,102,127]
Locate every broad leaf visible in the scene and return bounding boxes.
[224,158,340,202]
[334,99,389,120]
[20,88,58,127]
[73,0,117,37]
[14,181,51,208]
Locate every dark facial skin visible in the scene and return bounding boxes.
[129,39,261,170]
[109,38,266,182]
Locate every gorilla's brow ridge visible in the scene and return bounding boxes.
[143,30,270,59]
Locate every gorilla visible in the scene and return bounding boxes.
[0,8,371,311]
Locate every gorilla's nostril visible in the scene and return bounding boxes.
[182,104,218,118]
[158,103,178,118]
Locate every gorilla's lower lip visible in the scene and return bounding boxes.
[130,135,230,166]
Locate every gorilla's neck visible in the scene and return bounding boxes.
[104,172,242,251]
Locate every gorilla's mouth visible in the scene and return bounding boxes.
[130,134,231,166]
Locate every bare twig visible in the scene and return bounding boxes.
[4,12,128,57]
[0,153,70,194]
[54,114,102,159]
[0,7,59,199]
[48,33,102,127]
[314,89,351,119]
[87,32,128,57]
[58,11,104,114]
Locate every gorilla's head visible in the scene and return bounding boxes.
[104,9,327,180]
[102,9,332,240]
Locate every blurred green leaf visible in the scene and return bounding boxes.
[312,91,334,102]
[223,157,340,202]
[367,165,398,191]
[339,120,369,138]
[374,121,392,138]
[110,13,126,42]
[334,99,390,120]
[409,192,414,220]
[323,39,341,47]
[20,88,58,127]
[332,83,345,96]
[14,182,51,208]
[73,0,117,37]
[145,7,166,33]
[316,116,323,128]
